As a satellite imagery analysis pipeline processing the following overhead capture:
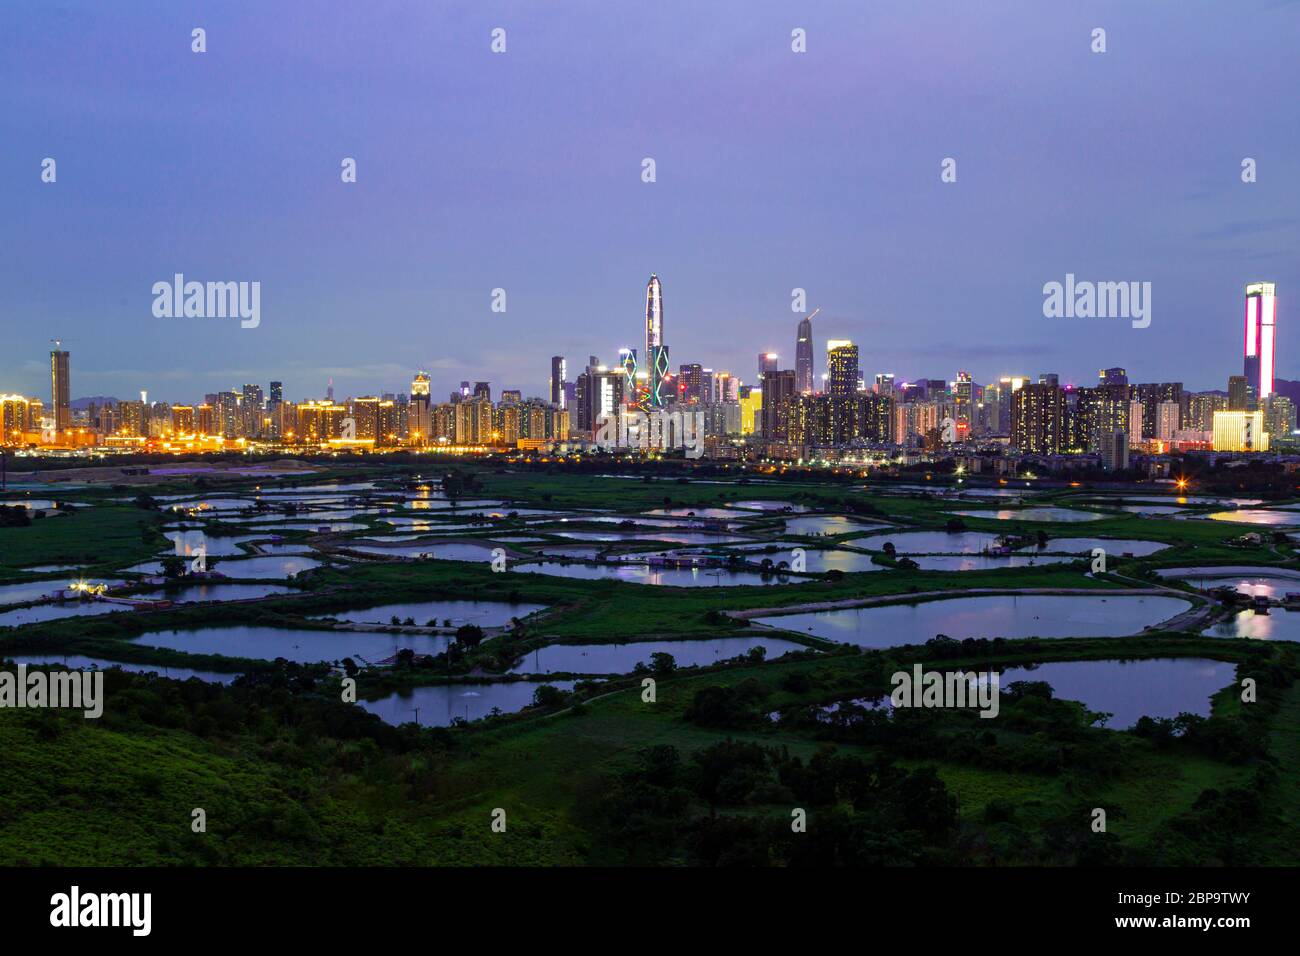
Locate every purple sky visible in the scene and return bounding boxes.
[2,0,1298,403]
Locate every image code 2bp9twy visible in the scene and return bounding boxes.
[0,0,1296,937]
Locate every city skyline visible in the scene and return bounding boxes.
[4,273,1286,411]
[3,2,1297,400]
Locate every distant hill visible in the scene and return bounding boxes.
[1273,379,1300,405]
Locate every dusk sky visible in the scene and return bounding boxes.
[3,0,1298,403]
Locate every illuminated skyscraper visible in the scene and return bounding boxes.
[758,352,778,382]
[409,371,431,443]
[796,314,814,394]
[826,341,859,397]
[50,345,70,433]
[550,356,567,408]
[644,275,669,407]
[1244,282,1277,400]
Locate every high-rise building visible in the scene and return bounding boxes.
[591,368,626,433]
[409,371,431,444]
[678,363,704,403]
[1244,282,1277,401]
[1099,430,1129,471]
[761,369,797,442]
[50,346,70,433]
[217,391,241,438]
[550,356,566,408]
[796,314,814,394]
[645,275,668,407]
[242,384,264,438]
[1,395,32,443]
[473,381,491,401]
[954,371,973,439]
[1228,375,1250,411]
[826,341,859,398]
[1263,394,1296,441]
[1187,392,1228,431]
[1213,410,1268,452]
[739,388,763,435]
[758,352,778,382]
[297,400,346,443]
[1011,383,1065,454]
[171,405,195,434]
[1099,367,1128,389]
[1156,401,1181,441]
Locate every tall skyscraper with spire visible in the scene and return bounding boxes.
[796,313,814,394]
[1244,282,1277,401]
[645,274,668,407]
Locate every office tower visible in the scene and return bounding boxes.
[1099,367,1128,389]
[1244,282,1277,400]
[326,379,334,402]
[1039,373,1059,388]
[739,388,763,435]
[269,381,283,405]
[761,369,797,441]
[825,341,859,397]
[591,368,626,433]
[678,364,704,403]
[50,346,70,433]
[1011,383,1065,454]
[550,356,567,408]
[796,314,814,394]
[473,381,491,401]
[573,371,592,431]
[758,352,778,381]
[1228,375,1249,411]
[645,274,668,407]
[874,373,895,398]
[409,372,431,444]
[1213,410,1268,452]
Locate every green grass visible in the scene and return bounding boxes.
[0,505,166,579]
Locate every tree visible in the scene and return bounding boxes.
[649,652,677,676]
[455,624,486,648]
